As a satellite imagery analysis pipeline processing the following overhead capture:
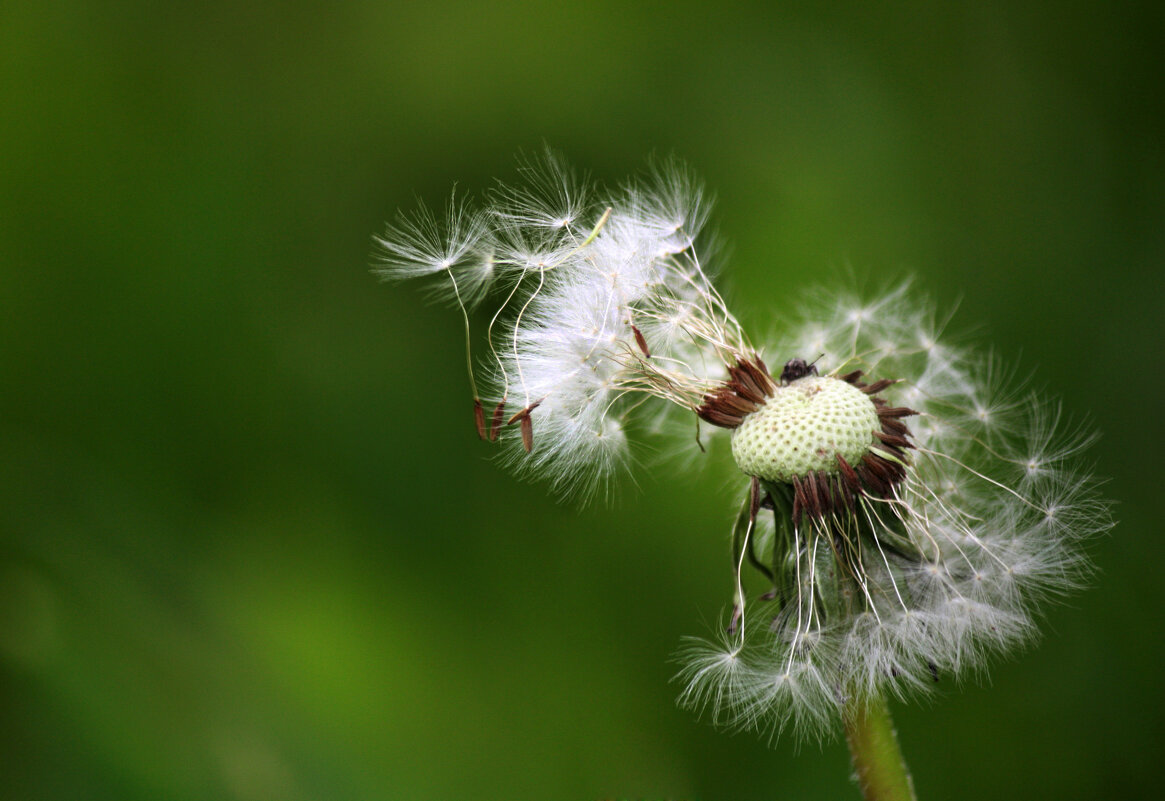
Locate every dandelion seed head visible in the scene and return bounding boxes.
[376,154,1112,742]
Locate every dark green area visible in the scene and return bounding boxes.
[2,2,1161,799]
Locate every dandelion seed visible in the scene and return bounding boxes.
[375,152,1112,749]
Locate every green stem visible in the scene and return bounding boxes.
[843,694,918,801]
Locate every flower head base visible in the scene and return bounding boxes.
[730,372,906,491]
[677,285,1110,740]
[376,153,1111,742]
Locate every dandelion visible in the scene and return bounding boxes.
[375,151,1111,800]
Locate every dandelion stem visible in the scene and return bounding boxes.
[843,694,917,801]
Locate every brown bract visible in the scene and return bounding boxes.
[701,361,920,526]
[785,370,918,526]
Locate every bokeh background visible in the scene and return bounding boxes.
[2,2,1162,799]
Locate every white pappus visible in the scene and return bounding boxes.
[374,151,1111,741]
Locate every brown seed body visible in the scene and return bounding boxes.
[631,324,651,358]
[489,400,507,442]
[695,356,776,430]
[473,399,486,440]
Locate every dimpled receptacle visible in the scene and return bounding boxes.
[731,376,878,482]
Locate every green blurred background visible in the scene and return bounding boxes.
[2,2,1162,799]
